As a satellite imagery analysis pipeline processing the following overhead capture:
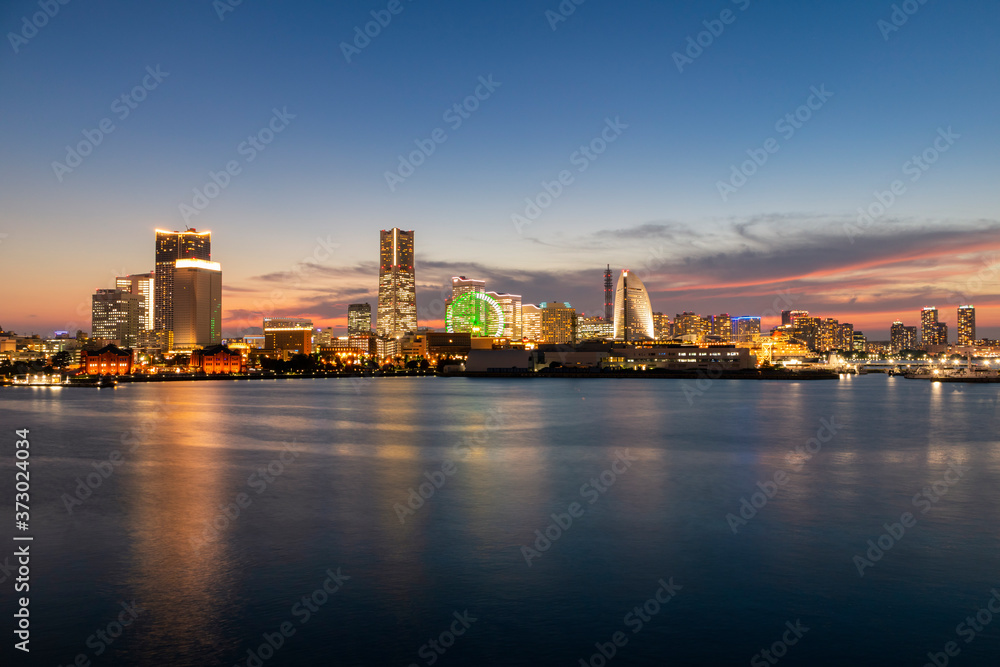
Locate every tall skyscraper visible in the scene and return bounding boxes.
[604,265,613,321]
[347,303,372,335]
[782,310,809,326]
[920,307,938,345]
[377,228,417,337]
[172,259,222,350]
[116,273,154,346]
[92,289,141,347]
[155,228,211,347]
[613,270,654,341]
[488,292,523,340]
[957,305,976,345]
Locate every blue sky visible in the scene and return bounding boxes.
[2,0,998,337]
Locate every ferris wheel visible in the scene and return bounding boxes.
[446,292,505,337]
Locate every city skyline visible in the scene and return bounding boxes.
[2,1,999,337]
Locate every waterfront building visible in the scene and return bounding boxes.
[377,228,417,337]
[852,331,867,353]
[488,292,522,340]
[116,273,155,346]
[263,317,313,355]
[347,303,372,335]
[713,314,732,343]
[920,307,940,346]
[172,259,222,350]
[541,301,577,345]
[81,344,132,375]
[578,315,613,341]
[608,344,754,371]
[154,228,211,348]
[957,305,976,346]
[522,304,543,341]
[731,316,761,344]
[92,288,141,348]
[613,270,654,341]
[190,345,245,374]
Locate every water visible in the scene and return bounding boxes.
[2,376,999,666]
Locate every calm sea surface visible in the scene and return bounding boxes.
[2,376,999,666]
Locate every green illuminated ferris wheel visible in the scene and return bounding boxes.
[446,292,505,337]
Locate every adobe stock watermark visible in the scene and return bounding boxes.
[179,107,295,223]
[750,620,810,667]
[405,611,478,667]
[55,601,145,667]
[844,126,959,243]
[577,578,682,667]
[7,0,72,54]
[852,461,970,577]
[672,0,752,73]
[394,407,504,523]
[545,0,587,31]
[878,0,933,41]
[61,403,173,514]
[384,75,501,192]
[943,254,1000,307]
[717,85,833,202]
[511,117,628,235]
[341,0,417,63]
[191,441,301,548]
[521,448,637,567]
[235,567,350,667]
[214,0,244,21]
[51,65,169,182]
[921,588,1000,667]
[726,416,841,534]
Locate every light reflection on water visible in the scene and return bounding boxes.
[1,376,998,666]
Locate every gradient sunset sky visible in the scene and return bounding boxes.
[2,0,998,338]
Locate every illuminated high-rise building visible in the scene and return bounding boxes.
[957,305,976,345]
[347,303,372,335]
[781,310,809,326]
[116,272,154,346]
[91,289,141,347]
[540,301,576,345]
[852,331,867,352]
[613,270,654,341]
[488,292,522,340]
[713,314,732,342]
[522,304,543,342]
[604,265,613,321]
[652,312,671,339]
[263,317,313,354]
[154,228,211,347]
[172,259,222,350]
[377,228,417,337]
[578,315,613,341]
[732,316,761,344]
[920,307,939,345]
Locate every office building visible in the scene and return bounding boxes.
[522,304,543,341]
[852,331,867,353]
[653,312,671,340]
[613,270,654,341]
[154,228,211,347]
[347,303,372,335]
[377,228,417,337]
[540,301,577,345]
[92,289,141,347]
[713,314,732,343]
[488,292,523,340]
[263,317,313,355]
[732,316,761,344]
[116,273,155,345]
[578,315,613,341]
[920,307,939,346]
[957,305,976,346]
[172,259,222,350]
